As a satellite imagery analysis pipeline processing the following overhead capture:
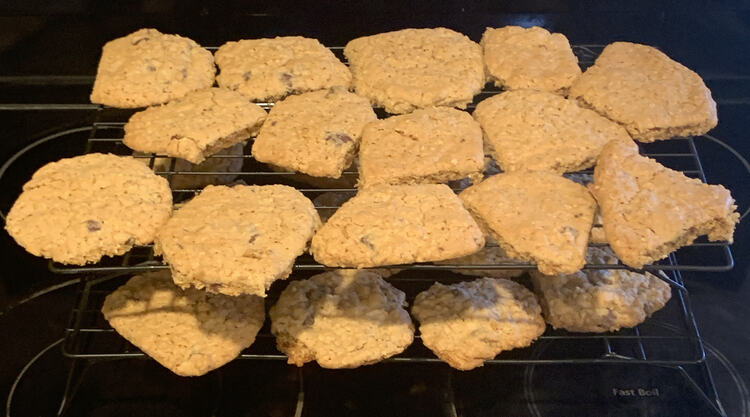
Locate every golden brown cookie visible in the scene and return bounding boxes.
[310,184,484,267]
[569,42,717,142]
[344,28,484,114]
[270,270,413,368]
[412,277,545,370]
[5,153,172,265]
[481,26,580,93]
[90,28,215,108]
[102,271,264,376]
[591,140,738,268]
[460,172,596,275]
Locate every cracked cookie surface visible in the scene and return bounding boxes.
[412,277,545,370]
[215,36,351,102]
[358,107,484,187]
[591,140,738,268]
[569,42,717,142]
[155,184,321,297]
[310,184,484,267]
[270,269,413,368]
[344,28,484,114]
[252,88,376,178]
[460,171,596,275]
[90,28,215,108]
[124,88,266,164]
[5,153,172,265]
[102,271,265,376]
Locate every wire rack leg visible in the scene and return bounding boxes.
[56,358,88,417]
[654,364,727,417]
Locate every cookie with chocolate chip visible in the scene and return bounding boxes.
[5,153,172,265]
[252,88,376,178]
[270,269,413,368]
[215,36,351,102]
[154,184,321,297]
[90,28,215,108]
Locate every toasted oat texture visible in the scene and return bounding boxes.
[344,28,484,114]
[473,90,632,174]
[460,172,596,275]
[123,88,266,164]
[5,153,172,265]
[215,36,351,102]
[90,28,215,108]
[569,42,717,142]
[135,142,246,190]
[311,192,401,277]
[252,88,376,178]
[102,271,264,376]
[155,185,321,297]
[270,270,413,368]
[412,278,545,370]
[591,140,738,268]
[437,244,524,279]
[310,184,484,267]
[481,26,581,93]
[566,173,606,244]
[358,107,484,187]
[531,247,671,333]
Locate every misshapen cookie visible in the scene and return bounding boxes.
[412,277,545,370]
[310,184,484,268]
[90,28,215,108]
[215,36,351,102]
[270,270,413,368]
[124,88,266,164]
[6,153,172,265]
[481,26,580,93]
[358,107,484,187]
[591,140,738,268]
[102,271,265,376]
[155,185,321,297]
[531,247,671,333]
[252,88,376,178]
[460,172,596,275]
[569,42,717,142]
[344,28,484,114]
[473,90,632,173]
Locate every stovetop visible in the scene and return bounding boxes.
[1,4,750,416]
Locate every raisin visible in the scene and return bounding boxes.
[360,235,375,250]
[248,233,259,244]
[325,133,353,146]
[85,220,101,232]
[146,64,156,72]
[242,71,252,81]
[280,72,293,85]
[132,37,150,45]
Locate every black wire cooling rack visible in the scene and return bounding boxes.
[0,43,736,417]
